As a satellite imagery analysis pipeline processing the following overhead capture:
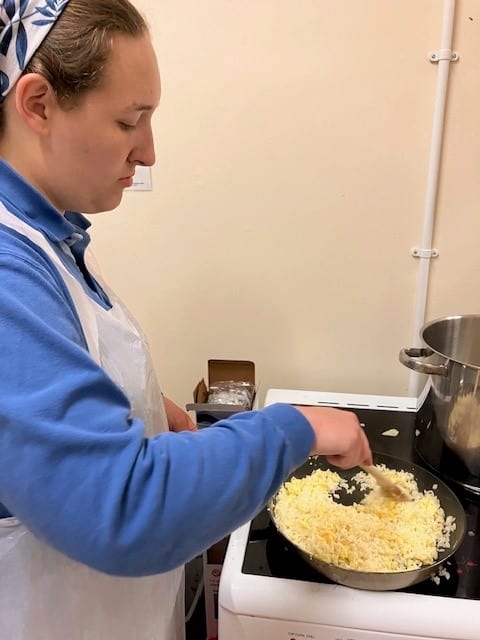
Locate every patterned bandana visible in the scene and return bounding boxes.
[0,0,70,102]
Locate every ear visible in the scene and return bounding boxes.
[14,73,57,135]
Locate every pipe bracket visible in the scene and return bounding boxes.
[428,49,459,63]
[411,248,439,259]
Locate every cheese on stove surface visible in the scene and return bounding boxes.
[273,466,456,573]
[381,428,399,437]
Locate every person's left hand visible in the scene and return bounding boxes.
[163,395,197,432]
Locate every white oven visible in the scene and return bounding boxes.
[218,388,479,640]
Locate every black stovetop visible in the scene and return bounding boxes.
[242,393,480,599]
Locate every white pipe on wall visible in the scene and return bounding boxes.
[408,0,456,397]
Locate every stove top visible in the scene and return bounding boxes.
[242,396,480,599]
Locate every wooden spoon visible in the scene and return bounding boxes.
[359,465,410,501]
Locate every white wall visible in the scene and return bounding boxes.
[90,1,480,408]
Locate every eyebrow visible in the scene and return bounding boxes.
[123,102,156,113]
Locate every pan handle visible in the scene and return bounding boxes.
[399,347,448,376]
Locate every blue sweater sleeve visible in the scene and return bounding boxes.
[0,238,313,576]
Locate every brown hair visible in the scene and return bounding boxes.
[0,0,148,132]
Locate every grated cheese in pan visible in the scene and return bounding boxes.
[273,466,456,573]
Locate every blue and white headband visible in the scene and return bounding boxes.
[0,0,70,102]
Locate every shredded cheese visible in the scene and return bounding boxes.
[382,428,399,438]
[273,466,456,573]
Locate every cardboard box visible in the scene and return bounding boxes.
[203,537,229,640]
[186,359,256,426]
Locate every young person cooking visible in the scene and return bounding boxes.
[0,1,372,638]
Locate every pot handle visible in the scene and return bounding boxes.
[399,347,448,376]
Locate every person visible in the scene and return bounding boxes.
[0,1,373,638]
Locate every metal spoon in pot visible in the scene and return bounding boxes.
[359,465,411,501]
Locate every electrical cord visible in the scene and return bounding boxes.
[184,558,204,624]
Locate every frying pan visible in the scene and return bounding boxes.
[268,452,466,591]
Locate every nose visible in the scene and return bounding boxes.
[128,124,156,167]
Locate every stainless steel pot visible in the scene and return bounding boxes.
[268,453,466,591]
[400,314,480,475]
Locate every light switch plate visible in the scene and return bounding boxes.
[127,166,152,191]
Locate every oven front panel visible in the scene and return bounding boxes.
[218,609,446,640]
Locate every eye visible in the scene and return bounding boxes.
[117,121,136,131]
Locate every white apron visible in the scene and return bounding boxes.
[0,205,184,640]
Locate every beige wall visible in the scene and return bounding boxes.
[90,1,480,409]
